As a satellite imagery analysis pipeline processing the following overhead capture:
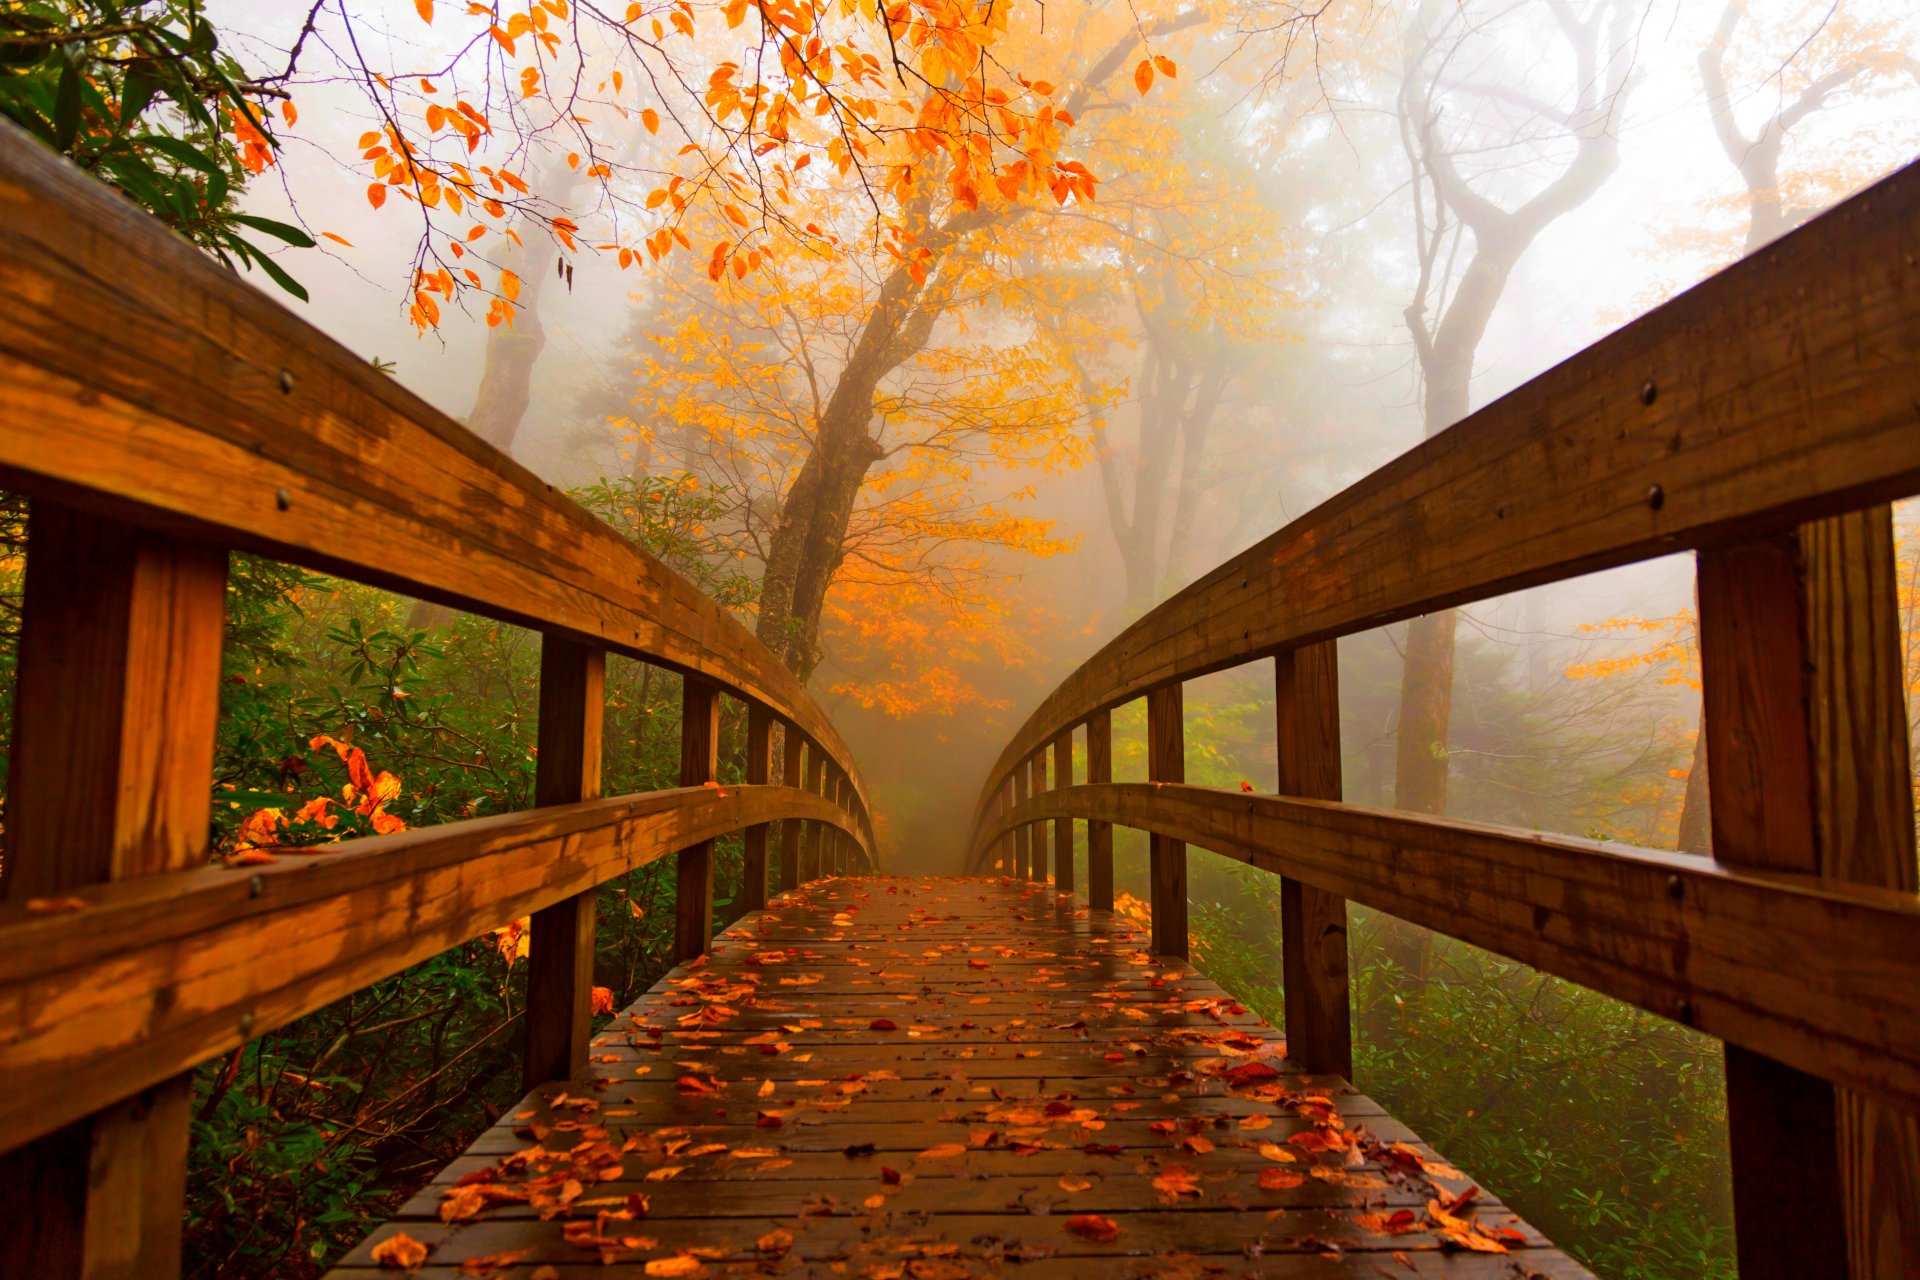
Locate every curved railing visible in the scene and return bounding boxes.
[0,117,873,1255]
[969,160,1920,1275]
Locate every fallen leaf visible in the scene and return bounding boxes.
[918,1143,968,1159]
[1258,1167,1306,1191]
[370,1232,429,1269]
[644,1257,705,1277]
[1065,1213,1122,1242]
[757,1229,794,1254]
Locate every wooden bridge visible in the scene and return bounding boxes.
[0,121,1916,1280]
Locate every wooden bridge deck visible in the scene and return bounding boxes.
[329,878,1589,1279]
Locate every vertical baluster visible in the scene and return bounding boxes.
[1013,760,1030,879]
[743,705,773,911]
[1697,531,1846,1280]
[0,507,226,1280]
[1146,684,1186,959]
[674,677,721,961]
[1275,642,1351,1077]
[1086,711,1113,911]
[1052,730,1074,895]
[524,637,607,1090]
[804,744,825,882]
[778,726,802,893]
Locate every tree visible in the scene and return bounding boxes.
[1391,0,1640,818]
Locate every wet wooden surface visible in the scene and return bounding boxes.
[329,878,1591,1278]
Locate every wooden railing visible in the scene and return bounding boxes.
[968,158,1920,1280]
[0,122,875,1277]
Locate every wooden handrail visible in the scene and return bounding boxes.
[0,116,877,1275]
[967,158,1920,1280]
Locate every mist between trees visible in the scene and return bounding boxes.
[2,0,1918,1273]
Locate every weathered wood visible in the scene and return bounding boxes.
[804,745,826,883]
[674,678,722,961]
[1013,761,1031,880]
[329,880,1592,1280]
[0,508,225,1280]
[984,781,1920,1116]
[1086,711,1113,910]
[1052,731,1074,894]
[0,124,874,840]
[0,783,861,1155]
[1147,685,1187,959]
[1696,532,1846,1280]
[777,728,802,892]
[742,706,774,910]
[1799,508,1920,1280]
[1276,642,1351,1078]
[523,639,607,1090]
[1030,754,1049,882]
[972,158,1920,835]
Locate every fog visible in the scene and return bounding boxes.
[212,0,1920,874]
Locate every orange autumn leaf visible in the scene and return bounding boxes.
[1065,1213,1121,1242]
[1133,58,1154,95]
[415,0,432,22]
[1153,1166,1202,1197]
[1257,1167,1305,1191]
[643,108,660,134]
[591,986,615,1015]
[644,1257,704,1277]
[370,1231,430,1269]
[367,183,387,209]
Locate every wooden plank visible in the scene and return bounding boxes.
[323,879,1590,1280]
[1030,754,1049,882]
[971,158,1920,839]
[803,745,825,883]
[1799,508,1920,1279]
[0,121,874,847]
[1052,730,1074,894]
[1275,642,1351,1078]
[1087,711,1113,910]
[777,728,802,892]
[1147,685,1187,959]
[742,706,774,910]
[674,678,722,961]
[1696,533,1845,1280]
[0,508,224,1280]
[0,782,862,1155]
[984,780,1920,1116]
[523,639,605,1091]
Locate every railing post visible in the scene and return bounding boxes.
[1051,730,1074,895]
[804,742,825,882]
[1036,752,1052,882]
[1275,642,1351,1078]
[1804,509,1919,1278]
[777,725,802,893]
[742,704,774,911]
[524,637,608,1091]
[1146,684,1187,959]
[1694,517,1917,1280]
[0,507,225,1280]
[1012,760,1030,879]
[673,677,721,961]
[1086,711,1113,910]
[826,770,843,877]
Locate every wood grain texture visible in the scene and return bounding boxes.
[524,639,607,1091]
[971,157,1920,843]
[1799,509,1920,1280]
[981,782,1920,1116]
[1013,762,1030,881]
[804,747,825,884]
[1147,685,1187,959]
[327,879,1593,1280]
[742,706,774,910]
[0,121,873,859]
[1052,731,1074,895]
[675,678,722,961]
[1275,643,1350,1078]
[1086,711,1113,910]
[0,509,225,1279]
[777,730,803,892]
[0,784,864,1155]
[1030,754,1049,883]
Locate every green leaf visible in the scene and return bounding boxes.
[229,234,309,302]
[231,214,315,249]
[138,133,222,174]
[51,55,80,151]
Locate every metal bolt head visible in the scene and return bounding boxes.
[238,1010,256,1039]
[1646,484,1665,512]
[1666,873,1683,901]
[275,488,292,511]
[1640,379,1657,406]
[278,368,295,394]
[1676,998,1694,1026]
[248,873,266,899]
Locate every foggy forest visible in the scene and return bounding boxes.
[0,0,1916,1276]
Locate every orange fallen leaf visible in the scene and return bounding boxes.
[370,1231,429,1269]
[644,1257,705,1277]
[757,1229,793,1254]
[917,1143,967,1159]
[1153,1166,1202,1197]
[1065,1213,1122,1242]
[1258,1167,1306,1191]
